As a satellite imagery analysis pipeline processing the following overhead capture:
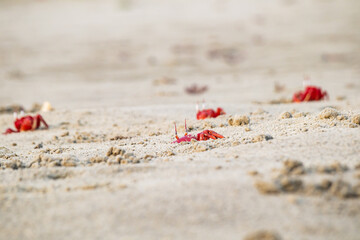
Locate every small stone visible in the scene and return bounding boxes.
[12,143,17,146]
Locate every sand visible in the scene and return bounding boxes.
[0,0,360,239]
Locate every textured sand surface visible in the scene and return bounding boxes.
[0,0,360,239]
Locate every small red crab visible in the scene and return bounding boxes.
[3,113,49,134]
[293,85,329,102]
[196,105,225,120]
[172,120,224,143]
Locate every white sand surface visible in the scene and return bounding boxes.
[0,0,360,239]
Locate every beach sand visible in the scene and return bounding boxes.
[0,0,360,239]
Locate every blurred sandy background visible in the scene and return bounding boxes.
[0,0,359,108]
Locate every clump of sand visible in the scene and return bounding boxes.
[29,154,79,168]
[92,147,139,165]
[281,160,305,175]
[253,161,360,199]
[352,114,360,125]
[318,108,339,119]
[228,115,250,126]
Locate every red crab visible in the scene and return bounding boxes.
[172,120,224,143]
[3,113,49,134]
[196,106,225,120]
[293,85,328,102]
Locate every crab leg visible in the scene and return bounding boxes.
[3,128,17,134]
[207,130,224,139]
[37,114,49,129]
[197,133,206,141]
[323,91,329,100]
[174,123,179,140]
[205,133,217,140]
